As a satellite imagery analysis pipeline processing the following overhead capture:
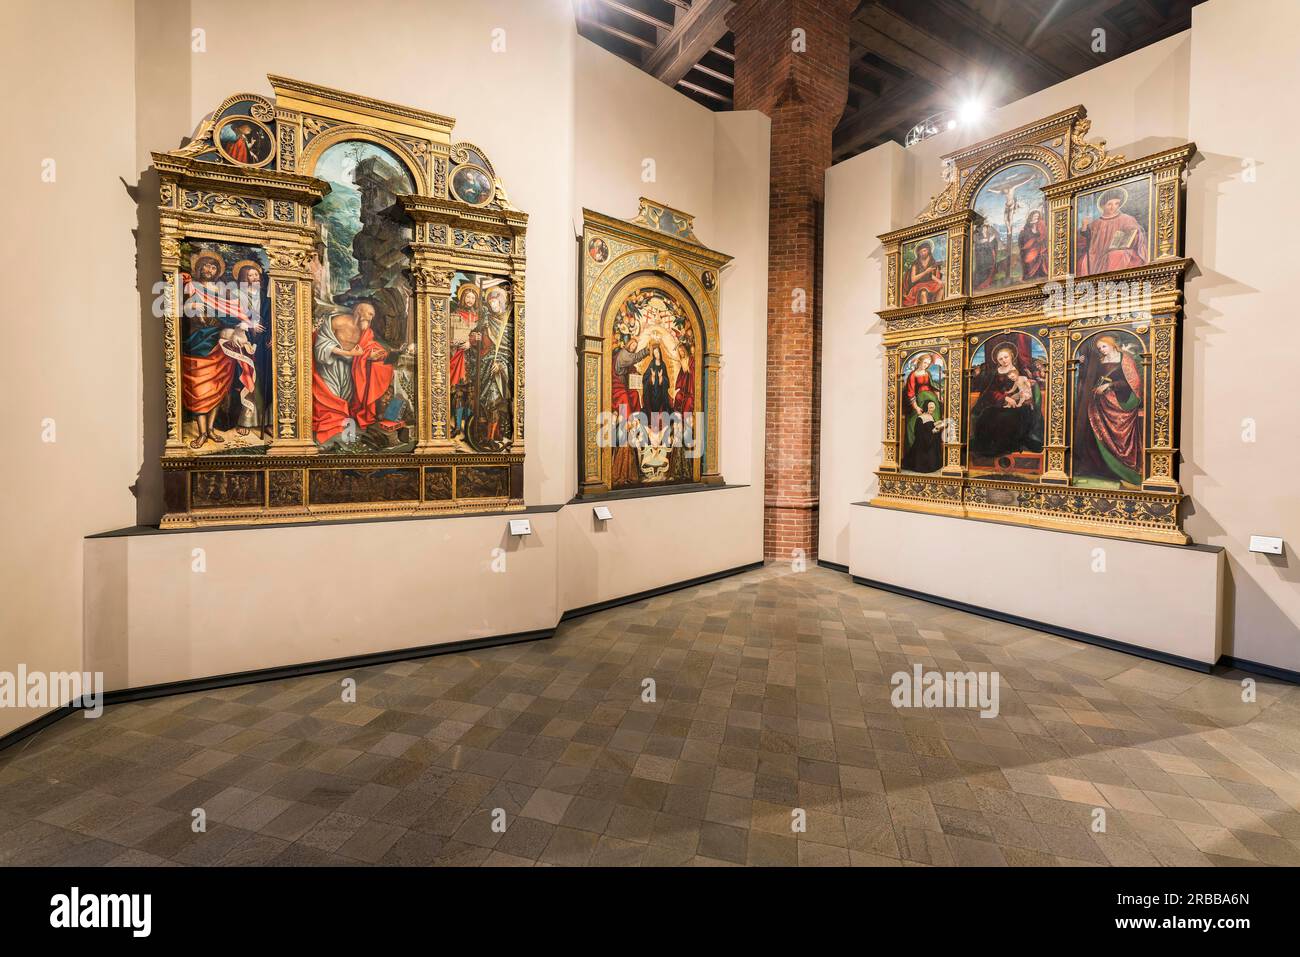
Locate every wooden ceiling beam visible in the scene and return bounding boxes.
[833,78,946,158]
[646,0,735,86]
[595,0,674,32]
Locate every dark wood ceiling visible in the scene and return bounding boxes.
[574,0,1202,163]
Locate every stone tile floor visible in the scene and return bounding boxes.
[2,564,1299,866]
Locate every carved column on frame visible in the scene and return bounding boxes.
[702,354,722,483]
[1143,317,1179,492]
[511,264,526,453]
[579,325,603,492]
[946,227,966,299]
[275,109,301,173]
[159,229,185,455]
[1041,327,1070,484]
[940,339,965,476]
[881,347,901,472]
[266,242,316,455]
[1154,165,1180,260]
[413,262,455,452]
[1048,193,1071,280]
[884,243,900,310]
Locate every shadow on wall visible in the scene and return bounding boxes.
[130,169,166,526]
[1181,149,1297,661]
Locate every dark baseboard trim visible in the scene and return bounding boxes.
[852,575,1214,674]
[817,559,849,574]
[0,629,554,756]
[1217,656,1300,686]
[561,560,765,622]
[1,560,771,754]
[102,628,557,707]
[0,704,79,755]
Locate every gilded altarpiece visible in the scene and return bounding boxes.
[152,77,527,526]
[873,106,1194,544]
[578,200,731,497]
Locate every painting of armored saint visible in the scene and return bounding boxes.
[970,163,1050,292]
[449,272,515,453]
[310,140,418,452]
[1075,176,1152,277]
[900,235,946,306]
[1072,331,1145,488]
[216,117,273,167]
[179,241,272,453]
[968,333,1047,479]
[900,350,952,473]
[606,281,702,489]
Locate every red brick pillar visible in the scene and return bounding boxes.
[729,0,856,562]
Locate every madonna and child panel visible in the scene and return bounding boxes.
[967,332,1047,480]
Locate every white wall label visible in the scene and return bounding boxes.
[509,519,532,536]
[1248,535,1284,555]
[593,506,613,521]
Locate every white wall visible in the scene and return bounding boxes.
[1,0,140,737]
[3,2,769,732]
[820,0,1300,672]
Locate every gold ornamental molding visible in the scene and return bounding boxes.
[873,106,1196,544]
[151,75,527,527]
[577,199,732,498]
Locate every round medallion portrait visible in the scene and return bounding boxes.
[215,115,275,168]
[587,237,608,263]
[701,270,716,290]
[450,164,494,206]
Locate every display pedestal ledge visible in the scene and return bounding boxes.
[849,502,1224,669]
[82,485,764,695]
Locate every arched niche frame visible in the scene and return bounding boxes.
[577,199,732,498]
[874,105,1196,545]
[150,74,527,528]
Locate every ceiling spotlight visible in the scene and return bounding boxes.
[946,119,957,130]
[959,99,985,125]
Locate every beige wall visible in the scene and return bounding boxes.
[851,505,1223,665]
[821,0,1300,672]
[1,0,140,736]
[1181,0,1300,671]
[3,2,768,733]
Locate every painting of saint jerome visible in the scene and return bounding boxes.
[1072,332,1145,488]
[310,140,418,452]
[1075,176,1151,276]
[900,235,946,306]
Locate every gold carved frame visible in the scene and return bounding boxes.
[152,76,527,526]
[578,199,732,497]
[874,106,1195,544]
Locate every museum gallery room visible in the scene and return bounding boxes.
[3,0,1300,897]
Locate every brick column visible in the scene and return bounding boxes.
[729,0,856,561]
